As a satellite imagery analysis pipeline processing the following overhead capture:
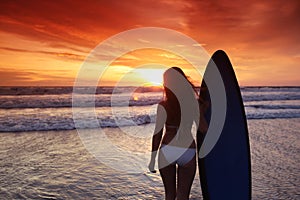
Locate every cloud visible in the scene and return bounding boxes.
[2,0,298,57]
[181,0,300,54]
[0,68,74,86]
[1,0,299,51]
[0,47,86,61]
[0,0,299,86]
[0,0,195,49]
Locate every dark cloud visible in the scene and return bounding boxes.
[181,0,300,54]
[0,68,74,86]
[1,0,298,54]
[0,47,86,61]
[0,1,130,48]
[0,0,193,48]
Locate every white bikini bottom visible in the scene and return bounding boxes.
[160,144,196,166]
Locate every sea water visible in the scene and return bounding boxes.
[0,86,299,132]
[0,86,299,199]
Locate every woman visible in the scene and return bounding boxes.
[148,67,204,200]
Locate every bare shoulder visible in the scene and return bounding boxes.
[157,101,167,114]
[158,100,165,107]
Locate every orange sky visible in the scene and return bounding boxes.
[0,0,299,86]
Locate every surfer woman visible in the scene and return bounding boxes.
[148,67,204,200]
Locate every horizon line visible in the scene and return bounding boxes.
[0,85,299,88]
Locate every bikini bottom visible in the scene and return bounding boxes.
[160,144,196,166]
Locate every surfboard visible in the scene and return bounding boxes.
[197,50,252,200]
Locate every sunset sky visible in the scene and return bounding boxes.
[0,0,299,86]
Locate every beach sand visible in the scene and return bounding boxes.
[0,118,299,199]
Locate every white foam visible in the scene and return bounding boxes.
[0,87,299,132]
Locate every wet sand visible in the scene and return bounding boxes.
[0,118,299,199]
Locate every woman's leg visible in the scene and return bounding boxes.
[159,150,176,200]
[177,155,196,200]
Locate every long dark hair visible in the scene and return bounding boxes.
[162,66,200,132]
[163,67,197,103]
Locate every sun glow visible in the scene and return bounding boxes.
[136,69,165,86]
[133,96,139,101]
[104,48,199,87]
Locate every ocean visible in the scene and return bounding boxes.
[0,86,299,199]
[0,86,299,132]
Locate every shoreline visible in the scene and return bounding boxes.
[0,117,299,134]
[0,118,299,199]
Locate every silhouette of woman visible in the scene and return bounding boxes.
[148,67,205,200]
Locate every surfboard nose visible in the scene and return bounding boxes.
[211,50,230,65]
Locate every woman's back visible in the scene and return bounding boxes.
[159,66,199,149]
[160,100,196,148]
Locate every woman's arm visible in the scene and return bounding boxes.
[199,105,209,133]
[198,98,209,133]
[148,102,166,172]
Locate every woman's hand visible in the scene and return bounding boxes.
[148,159,156,173]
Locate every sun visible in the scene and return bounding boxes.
[136,69,164,86]
[144,82,162,87]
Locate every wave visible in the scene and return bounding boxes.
[0,86,300,132]
[0,106,299,132]
[1,113,299,132]
[0,94,162,109]
[241,86,300,92]
[0,113,155,132]
[241,92,300,102]
[0,86,163,95]
[0,92,299,109]
[246,111,300,120]
[245,103,300,110]
[1,86,299,96]
[247,105,300,109]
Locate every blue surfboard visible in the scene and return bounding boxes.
[197,50,252,200]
